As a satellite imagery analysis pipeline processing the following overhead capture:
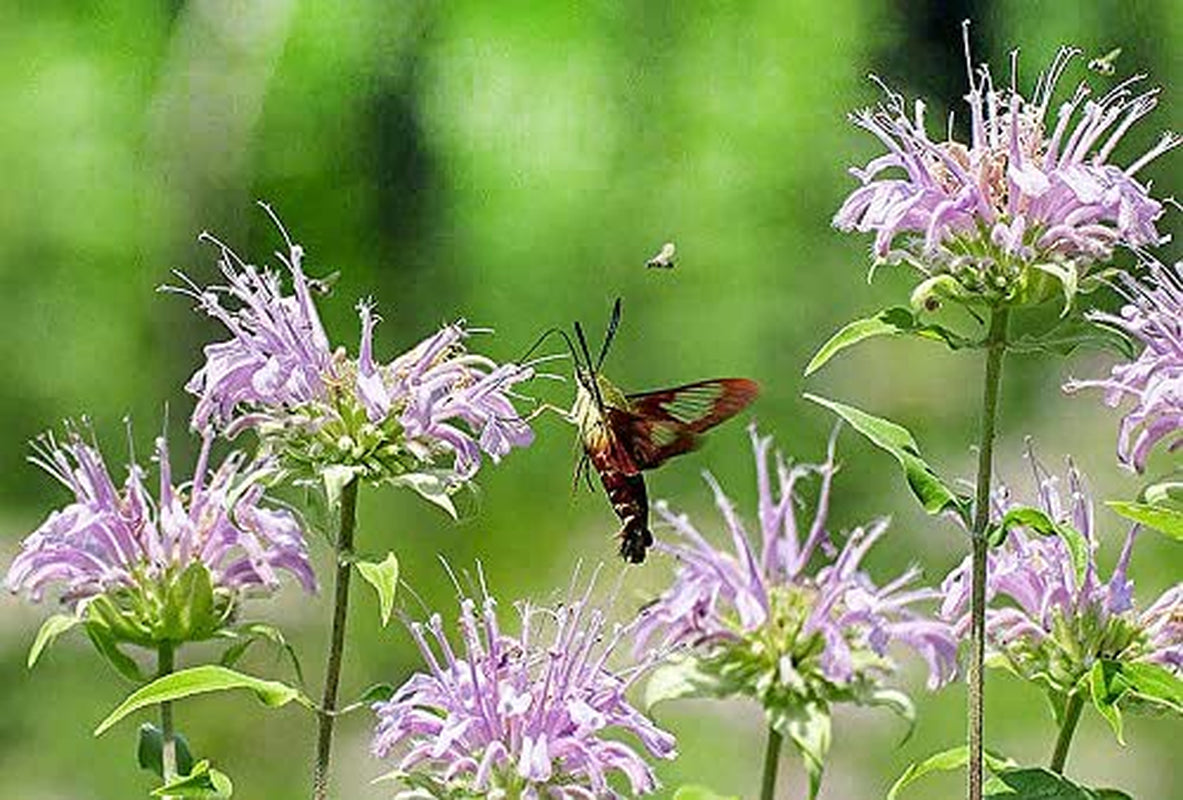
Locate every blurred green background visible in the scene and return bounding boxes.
[1,1,1179,798]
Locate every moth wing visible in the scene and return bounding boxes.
[620,378,759,469]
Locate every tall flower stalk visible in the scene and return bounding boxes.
[830,22,1177,799]
[172,206,536,799]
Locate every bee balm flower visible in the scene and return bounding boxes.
[834,23,1178,310]
[371,569,676,798]
[170,207,534,505]
[6,422,315,647]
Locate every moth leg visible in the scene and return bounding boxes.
[523,401,575,425]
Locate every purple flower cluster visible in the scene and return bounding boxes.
[635,425,957,693]
[372,569,676,798]
[1066,259,1183,472]
[834,23,1177,305]
[172,209,534,485]
[6,423,315,635]
[941,451,1181,688]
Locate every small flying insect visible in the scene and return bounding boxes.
[566,298,758,563]
[645,242,677,270]
[1088,47,1122,76]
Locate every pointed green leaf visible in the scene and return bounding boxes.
[1008,316,1135,359]
[984,767,1133,799]
[806,307,975,376]
[988,506,1058,547]
[804,394,969,523]
[219,622,304,685]
[27,613,81,669]
[390,472,457,518]
[888,746,1017,800]
[643,655,733,710]
[911,274,975,310]
[137,723,194,779]
[84,622,145,683]
[355,552,400,627]
[1032,260,1079,316]
[1108,501,1183,542]
[322,465,360,514]
[1090,660,1128,744]
[95,666,309,736]
[150,759,233,797]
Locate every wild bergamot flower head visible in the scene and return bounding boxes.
[834,23,1178,311]
[170,206,535,512]
[371,567,676,799]
[635,426,956,797]
[6,421,315,650]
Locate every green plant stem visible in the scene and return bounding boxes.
[158,640,178,798]
[967,306,1009,800]
[760,724,783,800]
[312,478,360,800]
[1049,692,1085,774]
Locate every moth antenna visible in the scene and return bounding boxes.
[596,297,623,371]
[573,320,606,411]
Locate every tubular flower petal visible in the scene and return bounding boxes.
[6,422,315,645]
[1065,258,1183,472]
[371,568,675,798]
[940,448,1182,692]
[834,23,1178,308]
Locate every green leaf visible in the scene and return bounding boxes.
[218,622,304,685]
[150,759,233,798]
[1084,660,1182,744]
[322,465,361,514]
[94,666,309,736]
[770,701,830,800]
[1008,313,1135,359]
[672,786,740,800]
[1031,261,1079,316]
[805,307,975,375]
[1108,501,1183,542]
[861,686,916,743]
[988,506,1059,547]
[804,394,969,523]
[910,274,975,310]
[137,723,194,779]
[984,767,1132,799]
[1143,479,1183,508]
[390,472,457,518]
[355,552,400,627]
[1090,660,1127,744]
[27,613,81,669]
[888,746,1018,800]
[643,655,734,710]
[163,563,217,642]
[84,622,145,683]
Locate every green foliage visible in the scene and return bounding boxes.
[888,746,1018,799]
[1089,660,1183,745]
[1108,502,1183,542]
[94,666,311,737]
[27,613,81,669]
[354,551,401,627]
[983,768,1133,800]
[988,505,1088,582]
[217,622,305,685]
[150,760,233,798]
[137,723,194,779]
[804,394,970,524]
[804,306,975,376]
